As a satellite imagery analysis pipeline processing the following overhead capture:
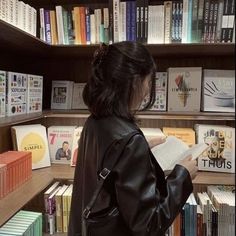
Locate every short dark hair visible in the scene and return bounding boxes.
[83,41,156,121]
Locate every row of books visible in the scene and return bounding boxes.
[51,68,235,113]
[142,124,235,174]
[51,81,87,110]
[10,123,235,174]
[11,124,83,169]
[43,182,73,234]
[0,70,43,117]
[0,0,37,37]
[0,151,32,200]
[39,0,235,45]
[0,210,43,236]
[166,185,235,236]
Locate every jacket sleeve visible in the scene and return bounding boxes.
[114,134,193,236]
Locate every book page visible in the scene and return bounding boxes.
[151,136,209,171]
[151,136,189,171]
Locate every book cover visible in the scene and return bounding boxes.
[71,126,83,166]
[0,70,6,117]
[202,69,235,112]
[151,135,208,173]
[51,80,74,109]
[47,126,76,164]
[0,164,6,199]
[71,83,87,109]
[195,124,235,173]
[11,124,51,170]
[167,67,202,112]
[162,127,195,146]
[27,74,43,114]
[140,72,167,111]
[6,72,27,116]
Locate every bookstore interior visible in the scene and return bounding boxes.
[0,0,235,235]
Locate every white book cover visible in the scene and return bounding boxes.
[6,72,27,116]
[195,124,235,173]
[167,67,202,112]
[140,72,167,111]
[11,124,51,170]
[202,69,235,112]
[47,126,76,164]
[113,0,120,43]
[17,1,25,31]
[51,80,74,109]
[71,126,83,166]
[71,83,87,109]
[0,70,6,118]
[27,74,43,114]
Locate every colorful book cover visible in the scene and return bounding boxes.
[0,70,6,117]
[195,124,235,173]
[71,126,83,166]
[51,80,74,109]
[27,74,43,114]
[11,124,51,170]
[162,127,196,146]
[6,72,27,116]
[47,126,76,164]
[202,69,235,112]
[167,67,202,112]
[140,72,167,111]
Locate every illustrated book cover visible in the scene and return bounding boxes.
[195,124,235,173]
[167,67,202,112]
[201,69,235,113]
[11,124,51,170]
[47,126,76,164]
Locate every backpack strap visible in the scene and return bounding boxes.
[83,130,140,219]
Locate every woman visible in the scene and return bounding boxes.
[68,41,197,236]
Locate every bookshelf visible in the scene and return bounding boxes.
[0,0,235,234]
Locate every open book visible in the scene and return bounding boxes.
[151,136,209,173]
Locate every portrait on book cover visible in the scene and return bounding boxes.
[53,87,67,103]
[55,141,71,160]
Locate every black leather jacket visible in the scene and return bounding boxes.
[68,115,193,236]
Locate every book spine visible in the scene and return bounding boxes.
[211,1,219,43]
[67,10,74,45]
[85,7,91,44]
[220,0,230,42]
[144,0,148,43]
[130,0,136,41]
[62,8,69,45]
[126,1,131,41]
[191,0,199,43]
[44,10,52,44]
[103,8,109,44]
[39,8,46,41]
[182,0,189,43]
[108,0,113,43]
[215,0,224,42]
[119,2,126,42]
[164,1,172,44]
[226,0,235,42]
[113,0,120,43]
[79,7,86,45]
[207,0,214,43]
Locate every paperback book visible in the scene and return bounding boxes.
[151,135,208,173]
[167,67,202,112]
[6,72,27,116]
[47,126,76,164]
[27,74,43,113]
[201,69,235,113]
[71,83,87,109]
[195,124,235,173]
[140,72,167,111]
[51,80,74,109]
[162,127,196,146]
[0,70,6,117]
[11,124,51,170]
[71,126,83,166]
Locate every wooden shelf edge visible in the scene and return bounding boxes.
[0,169,54,226]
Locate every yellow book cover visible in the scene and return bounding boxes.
[11,124,51,170]
[162,127,196,146]
[50,10,58,45]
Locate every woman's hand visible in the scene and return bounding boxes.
[179,155,198,180]
[147,136,166,149]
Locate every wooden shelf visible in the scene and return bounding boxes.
[0,163,234,227]
[0,20,235,59]
[0,164,74,227]
[45,110,235,121]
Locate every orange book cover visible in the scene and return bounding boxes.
[79,6,86,44]
[73,7,82,44]
[162,127,196,146]
[50,10,59,45]
[172,213,181,236]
